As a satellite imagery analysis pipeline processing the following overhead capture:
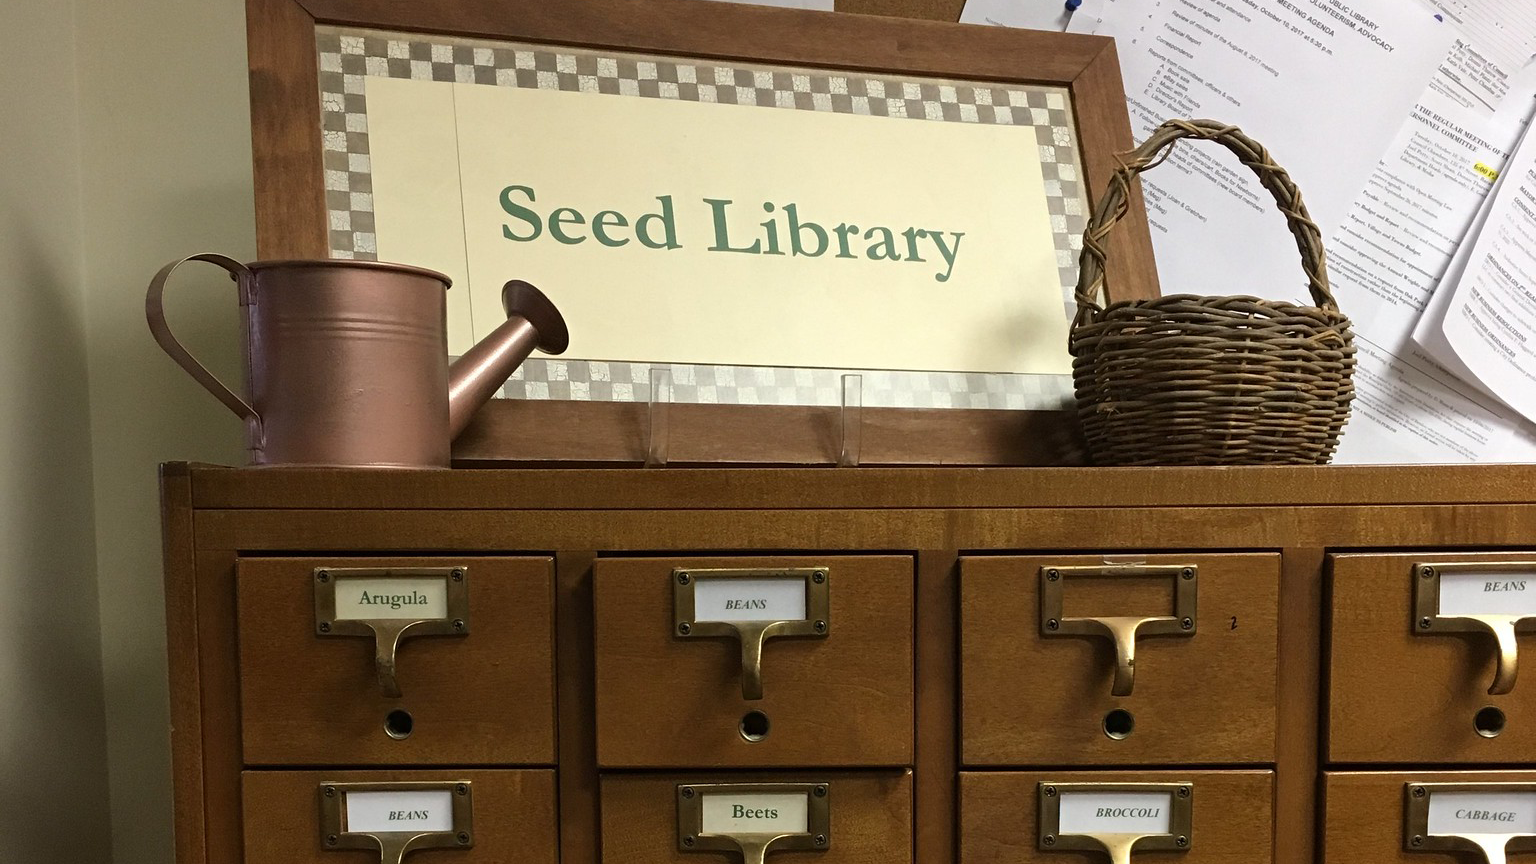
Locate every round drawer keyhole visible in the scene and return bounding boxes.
[739,710,771,743]
[1103,708,1135,740]
[384,709,415,740]
[1474,706,1506,739]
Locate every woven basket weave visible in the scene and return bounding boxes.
[1070,119,1357,466]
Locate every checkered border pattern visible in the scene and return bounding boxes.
[316,26,1088,409]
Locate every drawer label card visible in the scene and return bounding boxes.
[334,576,450,621]
[693,577,807,623]
[321,781,474,861]
[701,793,810,834]
[346,789,455,832]
[1428,791,1536,835]
[1058,791,1174,836]
[1439,571,1536,617]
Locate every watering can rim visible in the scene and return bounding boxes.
[243,258,452,289]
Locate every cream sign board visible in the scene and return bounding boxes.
[365,74,1071,376]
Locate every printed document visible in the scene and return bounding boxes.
[1414,121,1536,429]
[1068,0,1450,308]
[1328,85,1536,463]
[960,0,1075,32]
[1424,0,1536,113]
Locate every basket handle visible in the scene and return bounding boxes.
[1074,119,1335,326]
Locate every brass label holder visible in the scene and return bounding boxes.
[1414,562,1536,696]
[314,566,470,698]
[1040,565,1198,696]
[1404,782,1536,864]
[674,568,830,701]
[320,780,473,864]
[1039,781,1193,864]
[677,782,830,864]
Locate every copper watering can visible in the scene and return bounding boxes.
[147,254,568,467]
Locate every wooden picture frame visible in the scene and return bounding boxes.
[246,0,1158,466]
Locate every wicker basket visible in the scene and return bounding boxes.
[1070,119,1357,466]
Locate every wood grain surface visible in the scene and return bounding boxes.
[593,556,913,767]
[452,402,1088,468]
[160,466,206,864]
[241,768,558,864]
[247,0,326,258]
[186,463,1536,511]
[1274,548,1326,864]
[1321,770,1536,863]
[197,551,244,864]
[836,0,963,19]
[1327,552,1536,764]
[556,552,601,864]
[599,770,912,864]
[915,551,961,864]
[238,557,557,766]
[191,504,1536,554]
[960,770,1275,864]
[961,554,1280,766]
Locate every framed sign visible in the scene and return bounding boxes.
[247,0,1158,464]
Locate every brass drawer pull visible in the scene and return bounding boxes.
[313,567,471,698]
[319,780,474,864]
[673,568,831,701]
[1038,781,1193,864]
[677,782,830,864]
[1414,562,1536,696]
[1404,782,1536,864]
[1040,565,1198,696]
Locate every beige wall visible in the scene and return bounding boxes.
[74,0,254,859]
[0,0,112,860]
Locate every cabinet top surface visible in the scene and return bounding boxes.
[168,462,1536,511]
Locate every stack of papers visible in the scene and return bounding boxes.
[963,0,1536,463]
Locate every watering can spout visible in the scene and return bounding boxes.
[447,280,570,439]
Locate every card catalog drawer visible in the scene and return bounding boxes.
[593,555,913,768]
[1322,770,1536,863]
[1328,552,1536,763]
[960,770,1274,864]
[238,557,556,766]
[961,554,1280,765]
[242,768,556,864]
[600,770,912,864]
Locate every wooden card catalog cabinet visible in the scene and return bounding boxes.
[1328,553,1536,763]
[237,557,557,766]
[162,462,1536,864]
[960,554,1281,765]
[593,556,913,768]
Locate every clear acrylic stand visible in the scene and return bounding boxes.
[646,367,671,468]
[838,373,863,468]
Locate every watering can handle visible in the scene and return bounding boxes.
[146,254,261,424]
